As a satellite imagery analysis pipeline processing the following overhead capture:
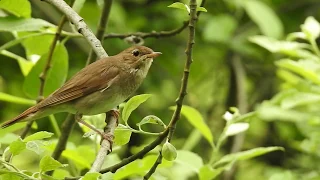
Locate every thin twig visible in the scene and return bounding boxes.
[20,13,68,139]
[43,0,108,58]
[104,21,188,39]
[86,0,113,65]
[143,151,162,180]
[143,0,199,178]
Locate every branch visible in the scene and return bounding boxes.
[43,0,108,58]
[89,112,117,172]
[104,21,188,40]
[86,0,113,65]
[143,151,162,180]
[20,13,68,139]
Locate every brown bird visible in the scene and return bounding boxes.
[1,46,161,139]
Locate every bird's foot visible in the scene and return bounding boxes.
[110,109,120,125]
[99,132,115,152]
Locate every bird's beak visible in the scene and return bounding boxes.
[147,52,162,59]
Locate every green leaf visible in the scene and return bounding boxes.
[244,0,283,38]
[0,0,31,17]
[23,131,54,142]
[281,92,320,109]
[82,172,101,180]
[0,122,27,137]
[114,155,172,179]
[0,17,55,32]
[214,147,284,166]
[0,171,25,180]
[0,133,19,144]
[61,145,95,169]
[162,142,177,161]
[203,15,237,43]
[39,155,64,172]
[136,115,164,127]
[168,2,189,13]
[0,50,34,76]
[175,150,203,173]
[170,105,214,146]
[225,123,250,136]
[301,16,320,40]
[18,32,55,59]
[276,59,320,85]
[72,0,86,13]
[9,138,26,156]
[199,165,223,180]
[0,92,36,105]
[196,7,207,12]
[114,125,132,146]
[122,94,152,122]
[23,43,68,98]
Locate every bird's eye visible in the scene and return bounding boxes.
[132,49,140,57]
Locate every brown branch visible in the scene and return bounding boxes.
[104,21,188,40]
[86,0,113,65]
[20,13,68,139]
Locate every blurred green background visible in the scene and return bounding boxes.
[1,0,320,179]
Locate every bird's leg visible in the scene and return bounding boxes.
[75,113,114,144]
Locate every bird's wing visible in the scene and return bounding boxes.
[37,59,120,109]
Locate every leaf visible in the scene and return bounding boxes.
[203,15,237,43]
[0,50,34,76]
[122,94,152,122]
[61,145,95,169]
[136,115,164,127]
[214,147,284,166]
[168,2,189,13]
[175,150,203,173]
[276,59,320,85]
[199,165,223,180]
[170,105,214,146]
[0,0,31,17]
[0,17,55,32]
[114,125,132,146]
[0,171,25,180]
[281,92,320,109]
[9,138,26,156]
[82,172,101,180]
[225,123,249,136]
[0,92,36,105]
[23,131,54,142]
[244,0,283,38]
[162,142,177,161]
[72,0,86,13]
[301,16,320,40]
[23,43,68,98]
[39,155,64,172]
[197,7,207,12]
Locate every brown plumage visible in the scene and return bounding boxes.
[1,46,161,128]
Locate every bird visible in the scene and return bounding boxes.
[1,45,161,140]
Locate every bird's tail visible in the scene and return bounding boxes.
[1,106,38,128]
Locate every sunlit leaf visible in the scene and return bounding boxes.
[245,0,283,38]
[23,131,54,142]
[175,150,203,173]
[197,7,207,12]
[225,123,249,136]
[168,2,189,13]
[0,17,54,32]
[114,125,132,146]
[82,172,101,180]
[301,16,320,40]
[0,0,31,17]
[122,94,152,122]
[214,147,284,167]
[136,115,164,128]
[40,155,64,172]
[199,165,223,180]
[162,142,177,161]
[0,50,34,76]
[170,105,214,146]
[23,43,68,98]
[9,138,26,156]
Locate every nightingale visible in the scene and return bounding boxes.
[1,46,161,140]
